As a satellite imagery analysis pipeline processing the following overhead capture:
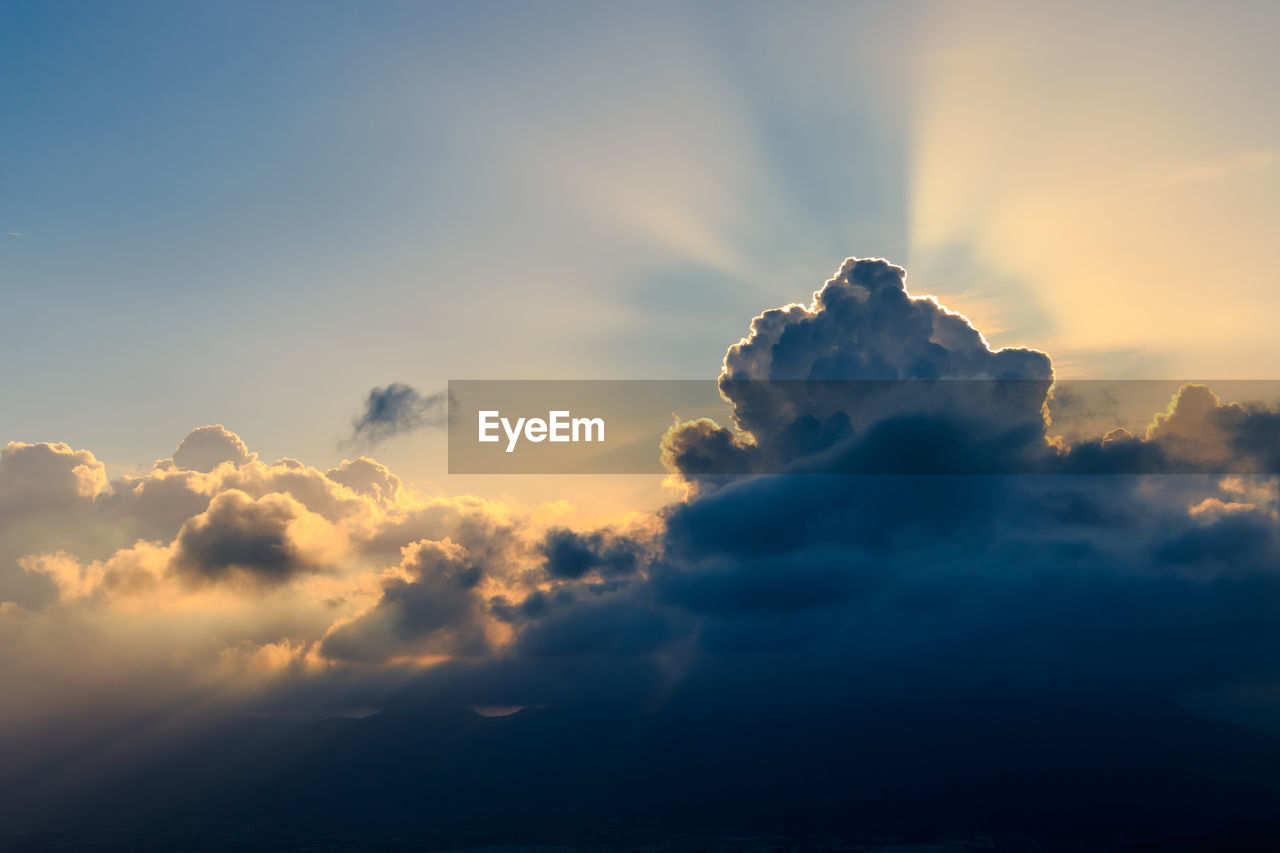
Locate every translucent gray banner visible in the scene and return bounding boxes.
[447,380,1280,475]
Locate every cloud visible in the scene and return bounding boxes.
[1060,383,1280,475]
[0,441,108,605]
[170,425,256,472]
[6,261,1280,711]
[171,490,327,586]
[0,422,553,732]
[0,440,106,514]
[514,594,689,658]
[325,457,403,504]
[539,527,645,579]
[662,258,1053,478]
[658,262,1280,478]
[348,383,448,445]
[320,538,492,663]
[7,258,1280,845]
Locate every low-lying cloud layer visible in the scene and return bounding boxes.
[5,258,1280,763]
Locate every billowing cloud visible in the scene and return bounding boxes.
[1062,383,1280,475]
[539,526,644,579]
[0,422,556,733]
[663,258,1054,477]
[320,538,491,663]
[171,490,332,585]
[170,425,256,472]
[348,383,448,445]
[7,258,1280,846]
[662,260,1280,479]
[325,457,403,504]
[0,440,106,513]
[0,441,108,604]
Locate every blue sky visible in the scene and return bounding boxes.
[2,1,916,474]
[5,0,1280,482]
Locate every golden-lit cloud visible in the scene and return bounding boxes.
[0,425,662,735]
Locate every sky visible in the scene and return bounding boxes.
[5,1,1280,848]
[1,0,906,481]
[7,0,1277,484]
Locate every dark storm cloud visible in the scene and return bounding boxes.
[539,527,644,579]
[348,383,449,446]
[653,547,869,615]
[172,490,312,584]
[660,260,1280,478]
[11,258,1280,846]
[465,259,1280,722]
[1154,508,1280,572]
[515,595,690,658]
[663,259,1054,478]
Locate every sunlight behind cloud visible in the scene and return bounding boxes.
[908,0,1280,377]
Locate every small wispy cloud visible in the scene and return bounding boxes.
[346,383,449,447]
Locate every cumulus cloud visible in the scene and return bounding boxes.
[171,490,335,586]
[7,258,1280,846]
[721,258,1050,384]
[6,261,1280,706]
[21,541,169,603]
[641,260,1280,714]
[0,421,556,732]
[0,441,109,604]
[320,538,491,663]
[539,527,645,579]
[0,427,388,604]
[0,440,107,513]
[170,425,256,472]
[661,260,1280,479]
[348,383,448,445]
[1061,383,1280,475]
[325,457,403,504]
[663,258,1054,477]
